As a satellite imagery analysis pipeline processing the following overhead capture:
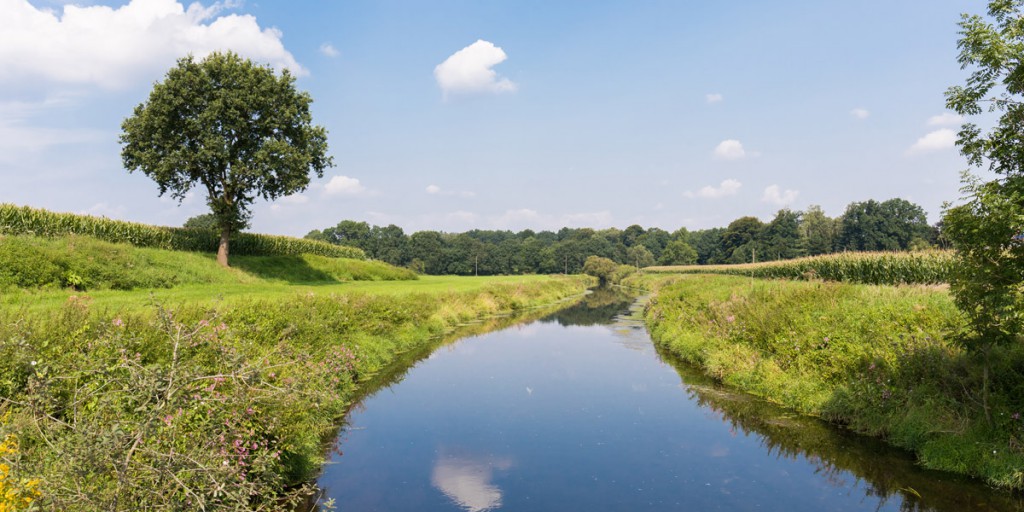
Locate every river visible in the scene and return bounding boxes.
[316,288,1022,511]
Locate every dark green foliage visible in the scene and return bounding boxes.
[943,0,1024,348]
[722,216,766,263]
[301,197,935,275]
[801,205,838,255]
[626,244,655,268]
[837,199,932,252]
[120,52,332,266]
[582,255,618,285]
[659,240,698,265]
[0,203,364,259]
[761,209,805,260]
[182,213,219,231]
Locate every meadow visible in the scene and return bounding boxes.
[0,229,591,510]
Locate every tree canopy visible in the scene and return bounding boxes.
[943,0,1024,347]
[121,51,332,266]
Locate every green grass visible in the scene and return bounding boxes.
[1,274,567,314]
[0,233,417,301]
[637,273,1024,489]
[0,267,591,509]
[0,231,597,509]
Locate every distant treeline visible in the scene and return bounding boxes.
[304,198,939,275]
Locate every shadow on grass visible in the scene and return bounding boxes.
[230,255,340,284]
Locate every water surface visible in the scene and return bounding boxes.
[318,289,1022,511]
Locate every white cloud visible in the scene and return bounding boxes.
[0,0,303,90]
[850,108,870,120]
[425,184,475,197]
[324,175,367,196]
[278,193,309,204]
[762,185,799,206]
[706,93,723,104]
[713,139,746,160]
[496,208,541,225]
[446,210,479,224]
[80,202,127,219]
[434,40,516,97]
[927,112,963,127]
[0,119,104,163]
[908,129,956,154]
[319,43,339,58]
[685,179,742,199]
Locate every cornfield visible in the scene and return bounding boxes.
[646,250,955,285]
[0,204,365,259]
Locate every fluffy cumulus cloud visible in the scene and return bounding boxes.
[713,140,746,160]
[927,112,963,126]
[324,175,366,196]
[850,108,870,120]
[685,179,742,199]
[434,40,516,98]
[762,185,799,206]
[0,0,303,90]
[706,93,723,104]
[908,129,956,154]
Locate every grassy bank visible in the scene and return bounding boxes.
[0,235,592,510]
[631,273,1024,490]
[0,234,413,293]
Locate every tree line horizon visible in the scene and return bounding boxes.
[250,197,941,276]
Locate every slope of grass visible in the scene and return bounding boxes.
[0,234,414,293]
[638,273,1024,489]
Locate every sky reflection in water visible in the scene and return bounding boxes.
[317,289,1022,511]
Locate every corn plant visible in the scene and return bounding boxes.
[0,204,365,259]
[647,250,954,285]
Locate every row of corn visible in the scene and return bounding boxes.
[0,204,365,259]
[647,250,955,285]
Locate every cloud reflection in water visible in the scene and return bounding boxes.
[430,453,512,512]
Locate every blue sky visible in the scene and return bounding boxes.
[0,0,984,235]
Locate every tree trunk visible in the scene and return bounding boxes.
[217,228,230,267]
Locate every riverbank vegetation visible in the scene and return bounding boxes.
[630,273,1024,489]
[0,226,591,509]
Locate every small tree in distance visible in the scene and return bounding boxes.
[583,256,618,286]
[121,51,333,267]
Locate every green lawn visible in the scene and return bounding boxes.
[1,274,565,313]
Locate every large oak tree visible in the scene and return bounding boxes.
[121,51,332,267]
